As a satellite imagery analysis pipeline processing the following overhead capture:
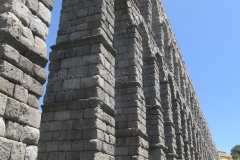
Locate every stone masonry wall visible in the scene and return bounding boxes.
[0,0,218,160]
[39,0,117,159]
[0,0,53,159]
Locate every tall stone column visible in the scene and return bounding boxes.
[0,0,53,159]
[138,0,153,28]
[186,88,191,108]
[114,0,149,159]
[172,99,185,160]
[180,74,186,99]
[160,81,177,160]
[143,55,161,107]
[143,55,166,160]
[147,104,166,160]
[198,139,202,159]
[195,131,200,160]
[164,45,174,73]
[38,0,116,159]
[191,127,197,160]
[187,119,195,160]
[154,25,164,52]
[181,110,191,160]
[173,61,180,88]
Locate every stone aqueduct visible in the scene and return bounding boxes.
[0,0,218,159]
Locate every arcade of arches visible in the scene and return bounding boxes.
[0,0,218,159]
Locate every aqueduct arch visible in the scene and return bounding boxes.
[0,0,218,159]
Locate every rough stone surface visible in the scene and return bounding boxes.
[5,120,22,141]
[27,94,39,109]
[0,0,49,159]
[19,103,41,128]
[0,43,20,66]
[0,59,23,84]
[0,93,7,116]
[25,145,38,160]
[37,2,51,26]
[9,141,26,160]
[4,97,21,121]
[0,117,5,137]
[13,85,28,103]
[21,126,40,145]
[25,0,39,14]
[0,0,218,160]
[0,77,15,97]
[0,137,13,160]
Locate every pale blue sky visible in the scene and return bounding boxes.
[41,0,240,155]
[161,0,240,154]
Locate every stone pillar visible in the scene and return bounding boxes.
[38,0,116,159]
[180,74,186,99]
[187,119,195,160]
[173,60,180,88]
[186,88,190,108]
[0,0,53,159]
[189,97,195,116]
[157,26,165,51]
[198,139,202,159]
[147,105,166,160]
[114,0,148,159]
[141,44,168,160]
[181,110,191,160]
[164,45,174,73]
[192,127,197,160]
[160,81,177,160]
[195,131,200,160]
[143,56,161,107]
[172,99,185,160]
[151,0,164,52]
[138,0,153,28]
[143,54,166,160]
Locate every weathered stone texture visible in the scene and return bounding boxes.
[1,0,217,159]
[0,0,50,159]
[0,137,13,160]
